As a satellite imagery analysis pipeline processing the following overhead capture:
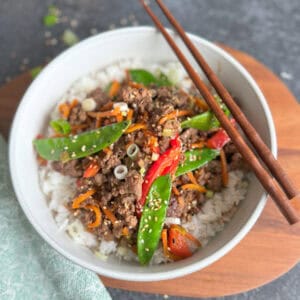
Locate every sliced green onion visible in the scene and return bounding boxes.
[114,165,128,180]
[126,143,140,159]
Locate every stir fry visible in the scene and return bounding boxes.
[34,68,247,265]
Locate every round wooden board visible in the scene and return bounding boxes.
[0,46,299,298]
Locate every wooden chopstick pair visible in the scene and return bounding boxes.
[140,0,300,224]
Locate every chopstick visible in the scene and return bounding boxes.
[139,0,300,224]
[155,0,299,200]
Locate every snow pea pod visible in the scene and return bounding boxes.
[50,119,71,134]
[175,148,220,177]
[33,120,131,161]
[137,174,172,265]
[129,69,172,87]
[181,107,230,130]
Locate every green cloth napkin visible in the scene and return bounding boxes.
[0,135,111,300]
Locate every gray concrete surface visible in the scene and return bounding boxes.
[0,0,299,299]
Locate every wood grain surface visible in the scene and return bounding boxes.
[0,46,299,298]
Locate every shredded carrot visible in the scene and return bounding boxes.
[187,172,198,185]
[125,123,147,133]
[72,189,96,209]
[70,99,79,108]
[58,103,71,119]
[193,96,209,111]
[126,109,134,121]
[220,149,229,187]
[131,244,137,254]
[191,141,206,149]
[51,133,65,138]
[147,135,159,153]
[103,147,112,156]
[95,117,102,128]
[87,107,121,119]
[177,196,185,210]
[116,113,123,122]
[100,101,113,111]
[161,229,169,257]
[122,226,129,236]
[125,69,130,82]
[71,124,88,134]
[181,183,207,193]
[172,186,180,196]
[102,207,117,224]
[37,154,47,166]
[85,205,102,228]
[158,110,193,125]
[128,81,145,89]
[83,161,100,178]
[58,99,78,119]
[108,80,120,98]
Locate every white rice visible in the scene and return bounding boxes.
[39,60,248,264]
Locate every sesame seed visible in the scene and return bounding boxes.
[149,229,152,233]
[141,239,144,244]
[71,152,76,158]
[92,145,97,148]
[145,248,149,252]
[64,146,69,150]
[51,149,55,154]
[81,145,86,152]
[154,216,158,222]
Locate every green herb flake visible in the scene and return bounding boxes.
[50,119,71,135]
[30,66,43,79]
[43,5,59,27]
[62,29,79,46]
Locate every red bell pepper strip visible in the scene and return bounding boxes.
[168,225,201,259]
[136,136,181,216]
[83,161,100,178]
[206,119,236,150]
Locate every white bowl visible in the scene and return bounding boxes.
[9,27,276,281]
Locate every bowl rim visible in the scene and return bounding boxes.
[9,26,277,281]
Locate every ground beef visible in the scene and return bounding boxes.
[98,154,121,174]
[172,90,190,108]
[156,87,172,101]
[180,128,199,145]
[68,104,88,125]
[205,160,223,192]
[46,80,247,243]
[126,170,143,199]
[52,160,83,177]
[87,87,110,107]
[167,196,184,218]
[122,87,154,112]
